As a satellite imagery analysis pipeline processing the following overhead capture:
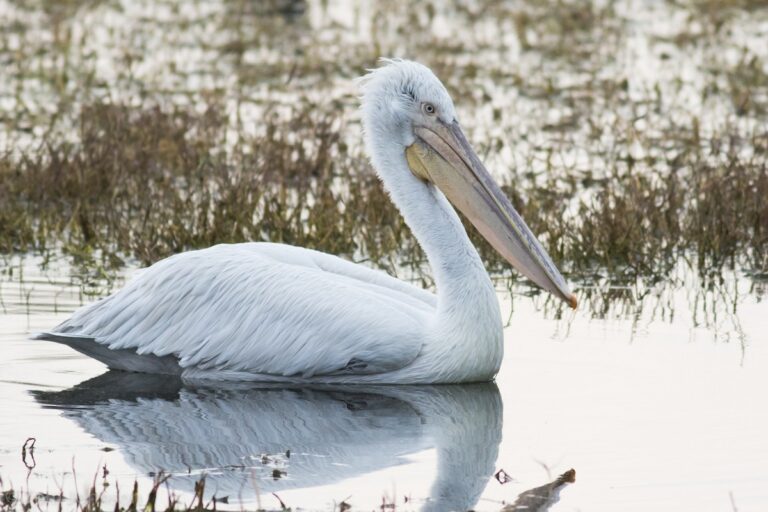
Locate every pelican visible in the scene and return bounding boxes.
[37,59,575,383]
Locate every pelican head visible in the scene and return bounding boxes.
[360,59,576,308]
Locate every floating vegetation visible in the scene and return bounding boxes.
[501,468,576,511]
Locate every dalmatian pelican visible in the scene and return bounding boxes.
[37,59,576,383]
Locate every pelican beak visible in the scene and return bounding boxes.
[406,120,577,309]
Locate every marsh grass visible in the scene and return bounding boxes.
[1,98,765,287]
[0,100,411,269]
[0,472,267,512]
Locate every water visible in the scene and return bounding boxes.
[1,256,767,511]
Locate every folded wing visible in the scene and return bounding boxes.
[42,243,435,379]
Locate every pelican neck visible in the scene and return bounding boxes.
[371,148,498,319]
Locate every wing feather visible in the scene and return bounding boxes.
[50,243,434,379]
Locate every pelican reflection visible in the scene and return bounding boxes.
[34,372,502,511]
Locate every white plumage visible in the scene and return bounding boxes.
[38,59,574,383]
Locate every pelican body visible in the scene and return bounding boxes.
[38,60,575,384]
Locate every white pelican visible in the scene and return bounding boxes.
[37,59,576,383]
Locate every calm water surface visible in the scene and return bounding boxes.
[1,257,767,511]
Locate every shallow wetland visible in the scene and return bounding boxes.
[1,0,767,510]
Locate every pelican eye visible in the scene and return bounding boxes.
[422,102,436,115]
